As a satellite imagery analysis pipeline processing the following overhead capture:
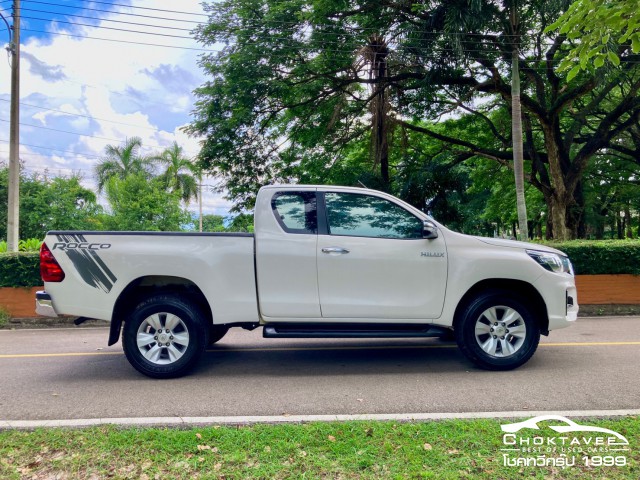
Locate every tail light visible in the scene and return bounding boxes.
[40,243,65,282]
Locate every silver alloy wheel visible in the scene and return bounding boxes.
[136,312,190,365]
[474,305,527,358]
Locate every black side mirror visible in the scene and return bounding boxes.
[423,220,439,239]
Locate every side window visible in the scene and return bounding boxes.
[272,192,317,234]
[324,192,423,239]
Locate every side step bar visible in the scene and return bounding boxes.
[263,323,451,339]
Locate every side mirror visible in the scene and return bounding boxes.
[423,220,439,239]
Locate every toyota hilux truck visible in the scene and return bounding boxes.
[36,185,578,378]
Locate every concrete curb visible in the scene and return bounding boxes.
[2,409,639,430]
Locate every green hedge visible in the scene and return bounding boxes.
[0,252,41,287]
[543,240,640,275]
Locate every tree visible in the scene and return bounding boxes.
[0,165,103,239]
[20,175,104,238]
[548,0,640,77]
[227,213,254,233]
[103,174,190,231]
[151,142,199,204]
[196,214,226,232]
[94,137,154,192]
[189,0,640,239]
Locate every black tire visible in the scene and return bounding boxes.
[455,291,540,371]
[122,294,209,379]
[209,325,229,345]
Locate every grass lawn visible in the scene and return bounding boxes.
[0,417,638,479]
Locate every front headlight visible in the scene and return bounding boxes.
[526,250,574,275]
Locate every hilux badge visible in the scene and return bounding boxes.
[421,252,445,257]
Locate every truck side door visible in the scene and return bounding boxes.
[255,189,322,318]
[317,191,447,319]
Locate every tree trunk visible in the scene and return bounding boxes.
[567,180,586,238]
[550,193,570,241]
[625,205,633,238]
[617,211,623,239]
[540,122,572,240]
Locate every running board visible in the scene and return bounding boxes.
[262,323,451,339]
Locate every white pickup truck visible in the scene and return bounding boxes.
[36,185,578,378]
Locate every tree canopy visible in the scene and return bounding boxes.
[188,0,640,239]
[0,166,103,239]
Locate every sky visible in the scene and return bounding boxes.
[0,0,233,217]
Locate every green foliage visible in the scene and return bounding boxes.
[193,214,255,233]
[0,252,41,287]
[0,306,8,327]
[103,174,191,231]
[227,213,254,233]
[0,167,104,240]
[548,240,640,275]
[197,214,227,232]
[18,239,43,252]
[0,240,5,253]
[547,0,640,76]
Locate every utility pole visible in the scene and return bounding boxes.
[198,179,203,232]
[7,0,20,251]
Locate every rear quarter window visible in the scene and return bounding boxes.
[272,192,317,234]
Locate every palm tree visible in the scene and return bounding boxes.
[509,3,529,240]
[152,142,199,204]
[439,0,528,239]
[95,137,154,192]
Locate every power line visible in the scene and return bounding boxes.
[1,138,199,162]
[21,0,208,17]
[0,98,161,132]
[0,118,129,142]
[19,4,205,25]
[0,120,200,156]
[17,26,550,57]
[20,7,196,31]
[21,16,194,39]
[40,78,199,114]
[17,3,564,43]
[0,138,105,159]
[20,28,215,51]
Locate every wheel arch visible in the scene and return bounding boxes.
[452,279,549,335]
[108,275,212,346]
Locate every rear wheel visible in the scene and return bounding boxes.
[455,291,540,370]
[122,295,208,378]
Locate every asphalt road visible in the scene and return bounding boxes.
[0,317,639,421]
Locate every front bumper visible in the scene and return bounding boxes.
[533,275,578,330]
[35,291,58,317]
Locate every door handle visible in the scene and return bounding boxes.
[322,247,350,255]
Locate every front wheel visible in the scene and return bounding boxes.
[455,292,540,370]
[122,295,208,378]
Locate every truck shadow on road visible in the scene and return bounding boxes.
[49,339,548,382]
[194,340,496,377]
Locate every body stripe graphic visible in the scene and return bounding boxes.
[56,234,117,292]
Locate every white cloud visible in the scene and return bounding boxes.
[0,0,233,216]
